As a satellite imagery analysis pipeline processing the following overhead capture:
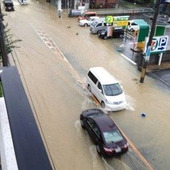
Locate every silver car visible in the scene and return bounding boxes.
[90,20,107,34]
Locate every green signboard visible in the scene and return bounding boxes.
[138,25,150,42]
[154,26,165,36]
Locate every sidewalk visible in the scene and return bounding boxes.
[147,62,170,72]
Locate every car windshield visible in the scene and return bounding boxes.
[91,21,98,27]
[103,130,123,144]
[103,83,122,96]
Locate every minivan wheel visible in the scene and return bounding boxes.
[101,101,105,108]
[87,84,91,92]
[85,23,88,27]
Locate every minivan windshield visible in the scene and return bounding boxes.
[103,83,122,96]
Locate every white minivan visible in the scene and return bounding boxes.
[86,67,127,111]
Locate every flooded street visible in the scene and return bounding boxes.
[4,0,170,169]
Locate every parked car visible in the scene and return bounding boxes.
[127,20,139,32]
[79,16,100,27]
[86,67,127,111]
[19,0,27,5]
[90,19,107,34]
[68,9,82,17]
[98,27,124,39]
[80,109,129,157]
[78,11,96,21]
[3,0,14,11]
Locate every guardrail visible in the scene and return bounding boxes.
[96,8,154,16]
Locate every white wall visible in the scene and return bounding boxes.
[0,97,18,170]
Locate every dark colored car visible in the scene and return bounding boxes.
[98,28,124,40]
[80,109,129,157]
[3,0,14,11]
[68,9,82,17]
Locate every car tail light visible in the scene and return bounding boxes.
[124,143,129,148]
[103,147,114,153]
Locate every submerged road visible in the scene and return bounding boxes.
[3,0,170,169]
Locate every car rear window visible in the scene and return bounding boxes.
[103,130,123,144]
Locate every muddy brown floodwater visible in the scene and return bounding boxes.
[4,0,170,170]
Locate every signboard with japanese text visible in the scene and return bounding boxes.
[144,35,169,54]
[105,16,129,26]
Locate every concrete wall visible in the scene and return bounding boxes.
[149,50,170,64]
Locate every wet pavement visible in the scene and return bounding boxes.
[148,69,170,88]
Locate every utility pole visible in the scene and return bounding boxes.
[139,0,161,83]
[0,4,8,66]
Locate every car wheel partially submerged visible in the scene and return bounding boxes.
[130,28,134,32]
[96,145,102,156]
[120,34,124,38]
[80,119,85,129]
[101,101,105,108]
[104,36,107,40]
[87,84,91,92]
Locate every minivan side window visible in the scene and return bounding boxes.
[97,82,102,93]
[88,71,98,84]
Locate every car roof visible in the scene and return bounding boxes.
[93,114,117,132]
[89,67,118,85]
[89,16,99,18]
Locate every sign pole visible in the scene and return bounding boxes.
[139,0,161,83]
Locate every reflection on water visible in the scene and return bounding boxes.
[125,95,136,111]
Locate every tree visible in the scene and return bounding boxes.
[0,22,22,66]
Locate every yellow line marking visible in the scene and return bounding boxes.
[114,122,153,170]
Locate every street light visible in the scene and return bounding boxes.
[139,0,161,83]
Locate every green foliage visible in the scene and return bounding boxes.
[0,23,22,61]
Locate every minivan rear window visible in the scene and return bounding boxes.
[88,71,97,84]
[103,83,122,96]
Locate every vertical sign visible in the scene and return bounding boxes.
[58,0,62,10]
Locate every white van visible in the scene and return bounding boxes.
[86,67,127,111]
